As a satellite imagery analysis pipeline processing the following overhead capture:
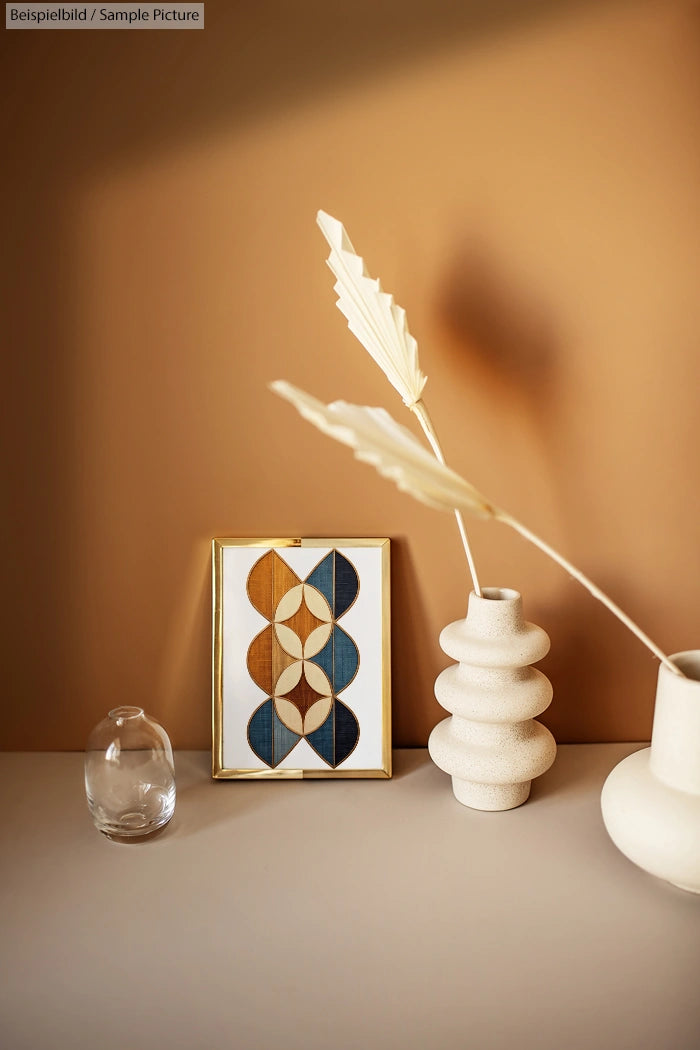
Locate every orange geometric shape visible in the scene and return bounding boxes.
[280,672,327,719]
[282,596,325,648]
[247,624,298,694]
[247,550,301,621]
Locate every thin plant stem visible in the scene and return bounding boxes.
[495,509,683,677]
[412,399,482,597]
[414,398,680,676]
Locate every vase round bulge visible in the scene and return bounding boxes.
[601,651,700,893]
[428,587,556,811]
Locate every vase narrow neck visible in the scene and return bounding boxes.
[466,588,524,634]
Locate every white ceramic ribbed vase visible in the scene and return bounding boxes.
[428,587,556,811]
[601,650,700,893]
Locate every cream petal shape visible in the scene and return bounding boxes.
[274,623,303,659]
[274,584,304,623]
[302,583,332,622]
[316,210,427,408]
[304,697,333,734]
[303,623,333,659]
[274,661,303,697]
[270,383,493,517]
[303,660,332,695]
[274,698,303,735]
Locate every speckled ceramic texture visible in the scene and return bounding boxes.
[428,587,556,811]
[601,650,700,893]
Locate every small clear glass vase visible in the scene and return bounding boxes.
[85,706,176,839]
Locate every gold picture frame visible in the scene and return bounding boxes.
[212,538,391,779]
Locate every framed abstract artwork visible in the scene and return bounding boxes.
[212,538,391,779]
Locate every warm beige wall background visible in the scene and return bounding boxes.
[2,0,699,750]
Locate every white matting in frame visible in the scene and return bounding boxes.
[212,538,391,778]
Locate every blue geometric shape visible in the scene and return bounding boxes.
[247,548,363,771]
[306,553,334,610]
[248,698,274,766]
[308,633,334,681]
[306,550,359,619]
[333,625,359,692]
[333,551,359,617]
[334,699,360,765]
[273,707,301,765]
[306,707,334,765]
[307,626,359,694]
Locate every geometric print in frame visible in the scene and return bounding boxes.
[212,538,391,779]
[246,549,360,769]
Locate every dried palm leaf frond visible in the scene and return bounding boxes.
[271,381,492,517]
[317,210,427,408]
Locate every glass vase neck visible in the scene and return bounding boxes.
[108,706,145,725]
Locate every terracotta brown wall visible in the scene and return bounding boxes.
[2,0,699,749]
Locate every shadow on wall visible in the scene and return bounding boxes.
[156,538,214,746]
[2,197,84,747]
[533,579,659,743]
[431,239,660,742]
[0,0,669,748]
[436,238,559,403]
[390,537,446,747]
[1,0,616,175]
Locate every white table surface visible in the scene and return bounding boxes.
[1,745,699,1050]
